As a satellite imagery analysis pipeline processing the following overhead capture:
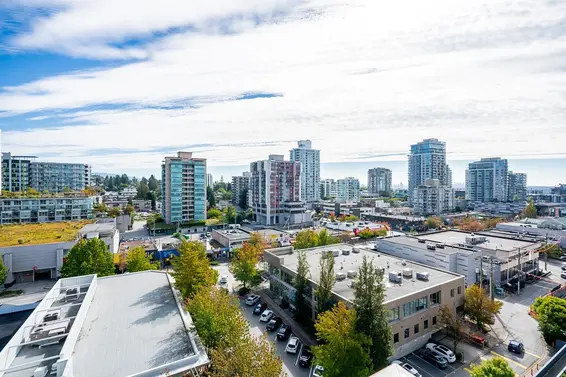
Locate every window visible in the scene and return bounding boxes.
[450,288,455,297]
[404,328,410,339]
[458,286,462,295]
[403,296,428,317]
[432,316,437,326]
[414,324,419,334]
[389,307,400,322]
[424,320,429,330]
[394,333,399,343]
[430,291,441,305]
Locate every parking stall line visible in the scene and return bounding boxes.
[490,351,528,369]
[408,353,449,377]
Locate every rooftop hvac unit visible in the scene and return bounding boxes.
[401,260,407,266]
[347,270,358,278]
[342,248,350,256]
[436,243,445,249]
[33,366,48,377]
[416,272,430,281]
[426,243,436,250]
[402,268,413,278]
[336,272,347,281]
[332,250,340,257]
[389,271,402,283]
[418,239,426,243]
[352,247,360,254]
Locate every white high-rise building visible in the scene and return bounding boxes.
[320,179,337,199]
[465,157,508,202]
[508,171,527,202]
[337,177,360,202]
[413,179,454,216]
[367,168,392,195]
[290,140,320,203]
[206,173,214,188]
[250,155,303,226]
[408,138,451,204]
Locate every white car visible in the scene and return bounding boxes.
[285,337,300,354]
[312,365,324,377]
[392,360,422,377]
[259,309,274,322]
[425,343,456,363]
[245,295,260,306]
[219,276,228,284]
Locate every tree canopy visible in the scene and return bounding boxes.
[294,249,311,324]
[294,229,339,250]
[437,304,465,354]
[315,251,336,314]
[207,208,222,220]
[0,256,8,285]
[125,246,157,272]
[353,255,392,369]
[470,358,515,377]
[313,302,372,377]
[59,238,115,278]
[239,188,249,210]
[206,186,216,208]
[230,243,260,291]
[464,285,503,330]
[533,296,566,341]
[424,216,443,229]
[223,205,237,224]
[172,241,218,298]
[524,199,537,218]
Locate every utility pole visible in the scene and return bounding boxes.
[490,257,494,301]
[544,233,548,271]
[517,248,522,296]
[479,254,483,286]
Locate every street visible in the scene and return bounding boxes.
[213,262,311,377]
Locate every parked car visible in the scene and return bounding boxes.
[508,340,524,354]
[245,295,260,306]
[561,265,566,272]
[312,365,324,377]
[419,349,448,369]
[426,343,456,363]
[266,317,283,331]
[253,302,267,315]
[561,272,566,279]
[392,360,422,377]
[219,276,228,284]
[260,309,274,322]
[285,337,300,354]
[298,346,313,367]
[277,324,292,340]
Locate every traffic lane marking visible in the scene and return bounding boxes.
[490,351,528,369]
[524,349,541,359]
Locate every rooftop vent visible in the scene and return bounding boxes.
[402,268,413,278]
[336,272,347,281]
[347,270,358,279]
[416,272,430,281]
[401,260,407,266]
[352,247,360,254]
[418,239,426,243]
[342,248,350,256]
[332,249,340,257]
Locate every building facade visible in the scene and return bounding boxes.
[413,178,454,216]
[465,157,508,202]
[408,139,451,206]
[0,196,94,224]
[161,152,207,225]
[29,162,91,193]
[320,178,337,199]
[206,173,214,188]
[231,172,250,207]
[1,153,34,192]
[249,155,302,226]
[368,167,392,195]
[289,140,320,203]
[337,177,360,202]
[508,171,527,202]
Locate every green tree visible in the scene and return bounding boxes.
[148,174,159,191]
[353,255,392,369]
[0,256,8,285]
[313,302,372,377]
[470,358,515,377]
[464,285,503,330]
[120,173,129,185]
[172,241,218,298]
[425,216,443,229]
[437,304,465,355]
[210,333,284,377]
[207,186,216,208]
[294,249,311,324]
[108,207,121,218]
[136,182,149,200]
[294,229,319,250]
[125,246,157,272]
[93,203,108,214]
[207,208,223,220]
[533,296,566,341]
[239,188,249,210]
[224,205,237,224]
[186,286,249,350]
[59,238,115,278]
[230,244,259,291]
[315,250,336,314]
[123,204,135,218]
[525,198,537,218]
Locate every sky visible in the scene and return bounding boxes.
[0,0,565,186]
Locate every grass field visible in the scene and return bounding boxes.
[0,220,94,247]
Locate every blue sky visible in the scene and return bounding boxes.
[1,0,565,185]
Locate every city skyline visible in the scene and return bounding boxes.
[0,0,565,182]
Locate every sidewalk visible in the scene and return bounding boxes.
[256,289,317,346]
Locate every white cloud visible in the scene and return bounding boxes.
[1,0,566,184]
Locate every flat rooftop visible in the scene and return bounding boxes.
[0,220,93,247]
[119,239,158,253]
[418,230,541,252]
[213,228,251,240]
[0,272,208,377]
[271,243,462,303]
[78,222,116,235]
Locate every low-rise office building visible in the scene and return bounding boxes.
[0,272,209,377]
[264,243,465,358]
[132,199,152,212]
[496,220,566,248]
[0,196,94,224]
[78,221,120,253]
[211,228,291,249]
[375,230,542,287]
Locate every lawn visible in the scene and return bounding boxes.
[0,220,94,247]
